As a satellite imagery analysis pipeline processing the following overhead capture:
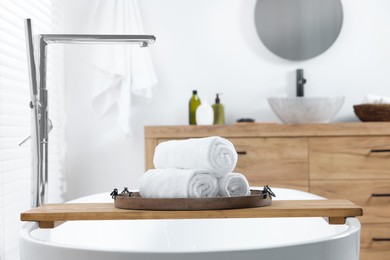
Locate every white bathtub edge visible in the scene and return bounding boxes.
[20,217,360,255]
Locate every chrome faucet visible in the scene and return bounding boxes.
[24,19,156,207]
[296,69,307,97]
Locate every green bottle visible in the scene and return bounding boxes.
[212,93,225,125]
[189,90,201,125]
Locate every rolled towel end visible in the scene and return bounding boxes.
[188,171,219,198]
[208,137,238,178]
[218,172,250,197]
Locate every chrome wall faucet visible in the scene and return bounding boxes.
[24,19,156,207]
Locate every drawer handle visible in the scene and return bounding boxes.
[372,238,390,242]
[371,193,390,197]
[237,151,247,155]
[370,149,390,153]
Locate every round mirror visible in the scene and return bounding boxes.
[254,0,343,61]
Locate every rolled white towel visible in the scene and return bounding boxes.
[218,173,250,197]
[363,94,390,104]
[139,168,218,198]
[381,96,390,104]
[153,136,238,178]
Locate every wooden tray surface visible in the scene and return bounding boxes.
[114,190,272,210]
[21,199,363,229]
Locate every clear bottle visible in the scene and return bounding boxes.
[189,90,201,125]
[212,93,225,125]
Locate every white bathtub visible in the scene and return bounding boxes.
[20,188,361,260]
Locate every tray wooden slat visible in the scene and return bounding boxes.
[21,199,363,228]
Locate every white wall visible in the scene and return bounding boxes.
[62,0,390,200]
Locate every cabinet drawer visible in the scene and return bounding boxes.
[310,137,390,180]
[310,180,390,223]
[360,249,390,260]
[229,138,309,191]
[361,224,390,249]
[360,224,390,260]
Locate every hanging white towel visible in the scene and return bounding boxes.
[88,0,158,135]
[139,168,219,198]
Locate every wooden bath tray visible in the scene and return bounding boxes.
[21,199,363,229]
[113,190,272,210]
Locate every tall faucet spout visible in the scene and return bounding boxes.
[39,34,155,45]
[296,69,307,97]
[24,18,156,207]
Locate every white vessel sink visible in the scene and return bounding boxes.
[267,97,345,124]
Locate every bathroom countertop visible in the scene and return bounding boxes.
[145,122,390,138]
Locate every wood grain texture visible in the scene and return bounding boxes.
[361,223,390,249]
[144,123,390,139]
[360,223,390,260]
[360,250,390,260]
[144,138,157,170]
[21,200,362,229]
[39,221,65,229]
[310,180,390,224]
[230,137,309,191]
[326,217,347,225]
[310,137,390,180]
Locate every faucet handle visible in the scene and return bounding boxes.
[18,119,53,146]
[19,135,32,146]
[296,69,307,82]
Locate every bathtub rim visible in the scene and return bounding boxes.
[20,217,361,254]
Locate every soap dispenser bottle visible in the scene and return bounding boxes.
[196,100,214,125]
[212,93,225,125]
[189,90,201,125]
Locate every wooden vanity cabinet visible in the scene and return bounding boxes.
[145,123,390,260]
[309,136,390,259]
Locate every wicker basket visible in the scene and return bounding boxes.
[353,104,390,122]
